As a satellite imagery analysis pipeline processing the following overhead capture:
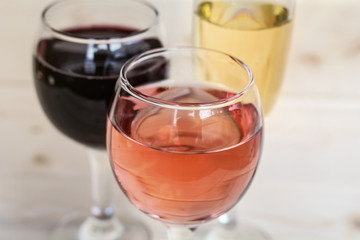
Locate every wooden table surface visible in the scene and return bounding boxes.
[1,0,360,239]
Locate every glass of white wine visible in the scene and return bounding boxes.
[193,0,295,239]
[193,0,294,115]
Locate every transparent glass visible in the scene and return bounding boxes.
[107,47,264,240]
[32,0,164,239]
[193,0,295,239]
[193,0,295,115]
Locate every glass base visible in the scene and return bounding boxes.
[50,212,151,240]
[199,221,271,240]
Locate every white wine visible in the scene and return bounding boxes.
[194,1,293,114]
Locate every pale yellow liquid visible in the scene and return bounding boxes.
[194,1,293,115]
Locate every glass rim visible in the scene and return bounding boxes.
[119,47,255,111]
[41,0,159,44]
[194,0,296,23]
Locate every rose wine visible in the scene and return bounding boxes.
[194,1,293,115]
[33,26,162,148]
[108,87,262,224]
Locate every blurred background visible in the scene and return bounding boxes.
[1,0,360,239]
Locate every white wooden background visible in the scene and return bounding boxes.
[1,0,360,239]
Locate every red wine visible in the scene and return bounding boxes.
[108,87,262,224]
[33,26,163,148]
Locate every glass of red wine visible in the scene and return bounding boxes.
[32,0,164,239]
[107,47,264,240]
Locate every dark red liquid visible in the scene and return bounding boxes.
[33,26,163,148]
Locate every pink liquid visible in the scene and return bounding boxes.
[108,87,263,224]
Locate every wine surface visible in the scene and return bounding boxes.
[109,87,262,224]
[33,26,162,148]
[194,1,293,114]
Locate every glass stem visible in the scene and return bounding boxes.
[78,148,123,240]
[88,148,114,219]
[166,226,196,240]
[218,209,238,229]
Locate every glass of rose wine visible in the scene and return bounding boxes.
[193,0,295,238]
[32,0,164,239]
[107,47,264,240]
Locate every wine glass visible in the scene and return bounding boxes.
[193,0,295,115]
[193,0,295,238]
[32,0,164,239]
[107,47,264,240]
